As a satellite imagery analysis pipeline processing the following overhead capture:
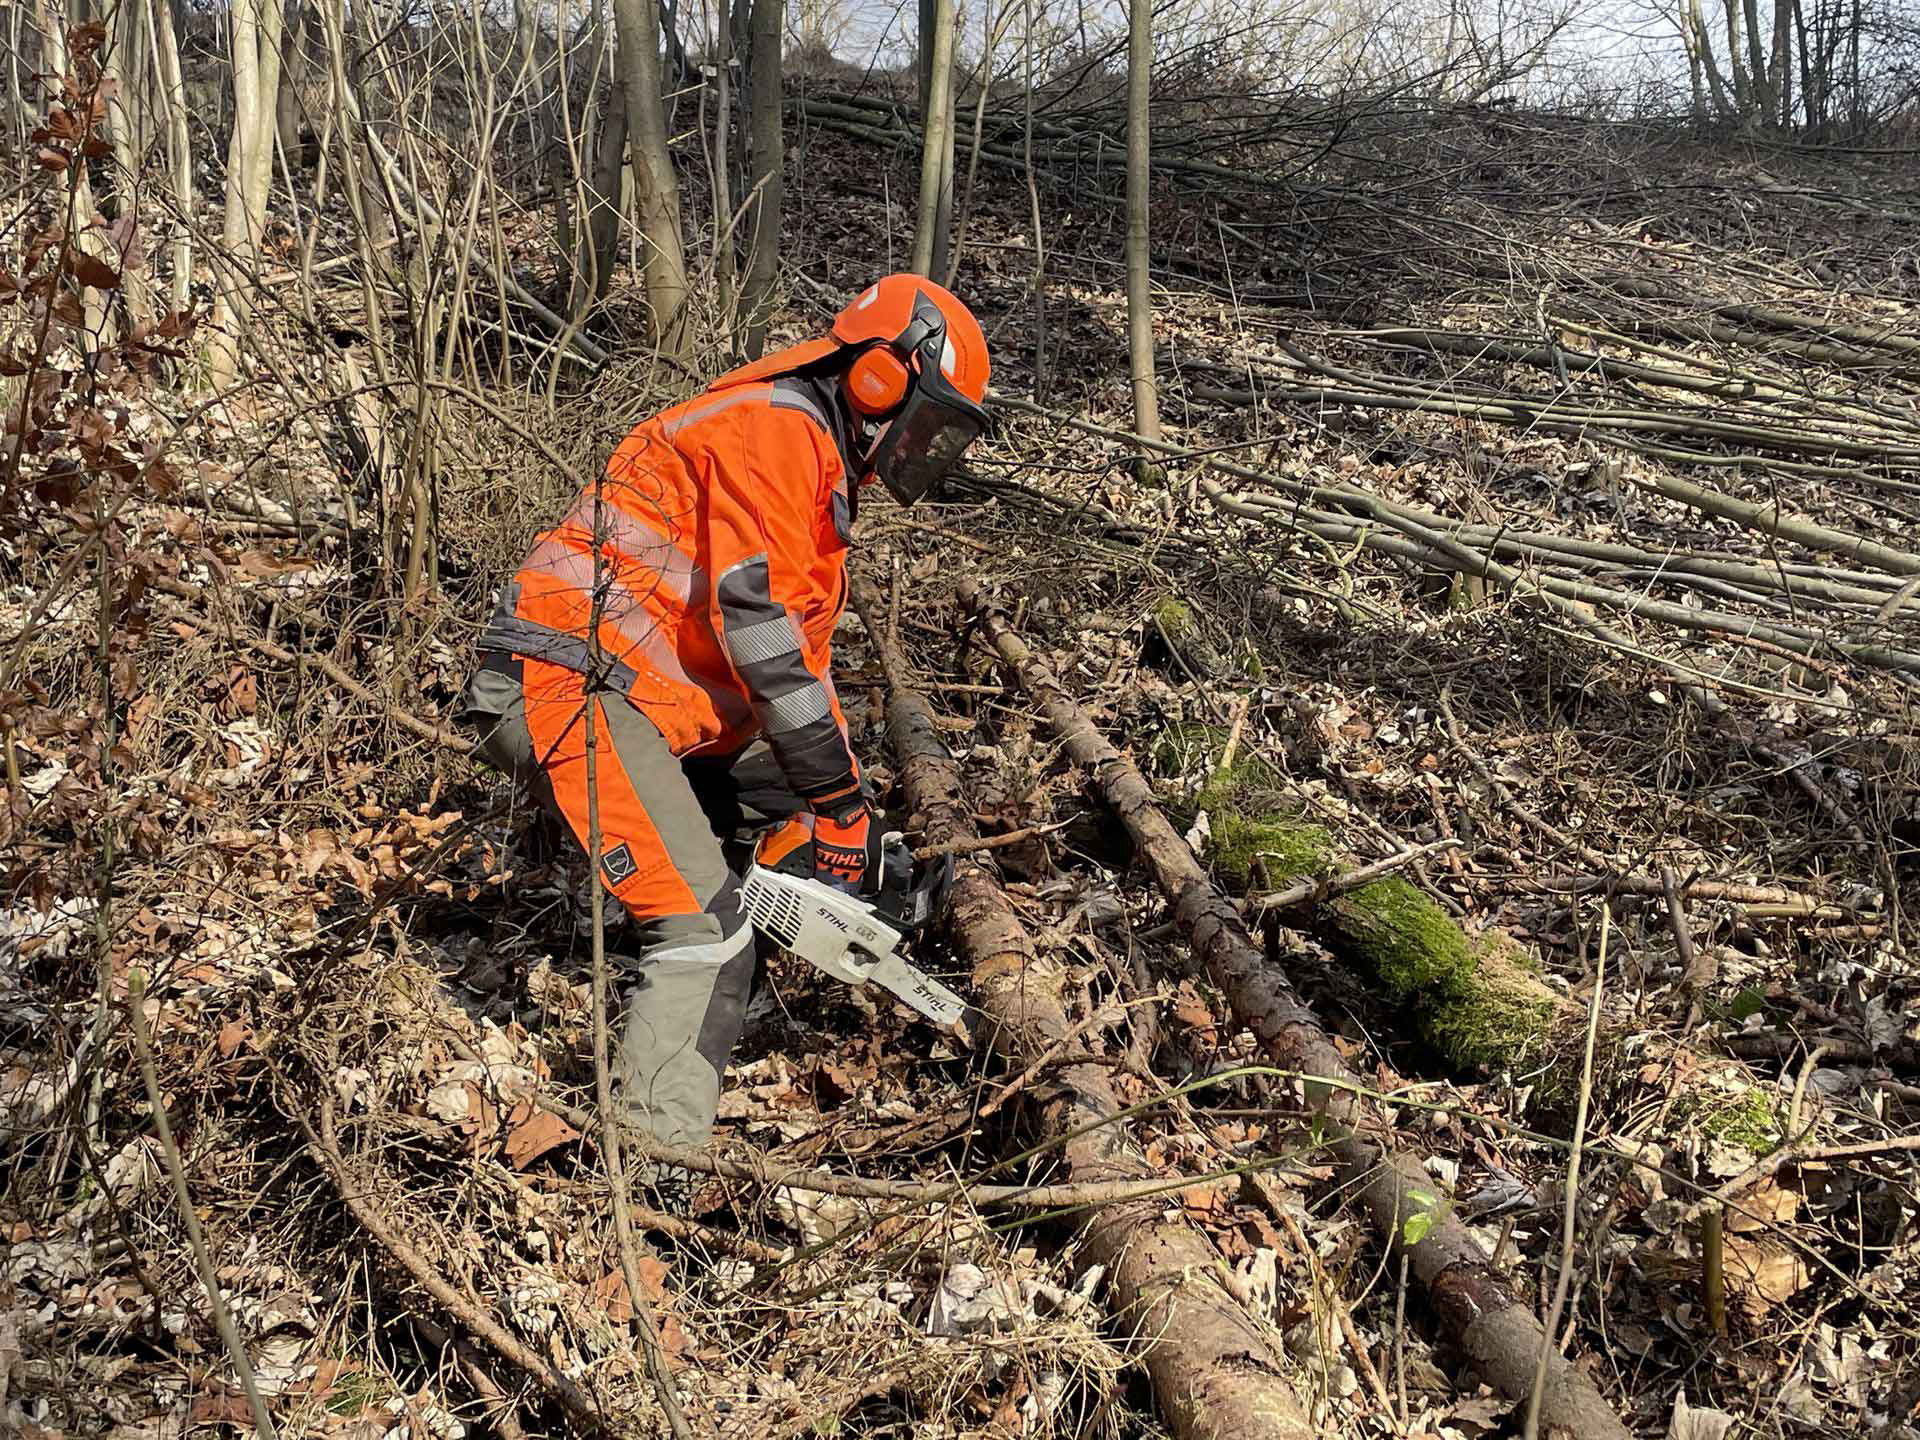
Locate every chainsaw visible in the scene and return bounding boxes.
[741,833,966,1028]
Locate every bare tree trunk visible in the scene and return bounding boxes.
[572,79,629,316]
[1792,0,1816,128]
[1769,0,1793,125]
[1021,0,1047,402]
[1741,0,1772,117]
[1846,0,1861,131]
[277,0,309,167]
[37,0,111,348]
[1722,0,1753,116]
[1681,0,1709,123]
[613,0,690,359]
[147,0,192,312]
[917,0,936,117]
[210,0,285,392]
[739,0,783,358]
[5,2,23,158]
[709,1,737,334]
[1124,0,1161,446]
[1692,0,1737,119]
[935,54,956,280]
[911,0,956,279]
[945,0,999,286]
[251,0,287,236]
[100,5,154,330]
[660,0,692,83]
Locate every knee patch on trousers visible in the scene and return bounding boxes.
[614,877,754,1149]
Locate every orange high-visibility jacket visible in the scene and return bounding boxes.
[480,373,863,812]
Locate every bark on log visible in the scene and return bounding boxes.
[854,579,1315,1440]
[955,579,1632,1440]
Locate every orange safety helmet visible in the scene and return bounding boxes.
[711,275,991,506]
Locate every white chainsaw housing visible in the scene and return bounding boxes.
[741,861,967,1028]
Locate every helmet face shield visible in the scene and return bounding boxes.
[870,315,991,506]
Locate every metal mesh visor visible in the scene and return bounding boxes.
[876,400,984,505]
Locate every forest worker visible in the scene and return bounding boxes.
[459,274,991,1171]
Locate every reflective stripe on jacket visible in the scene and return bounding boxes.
[480,373,863,810]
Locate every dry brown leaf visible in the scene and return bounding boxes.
[1724,1177,1799,1233]
[1723,1232,1811,1316]
[1180,1180,1230,1216]
[237,549,316,578]
[215,1021,255,1059]
[1170,980,1215,1034]
[188,1391,255,1426]
[504,1107,579,1171]
[1667,1390,1737,1440]
[220,666,258,718]
[591,1260,688,1359]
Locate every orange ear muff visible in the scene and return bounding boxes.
[844,344,911,417]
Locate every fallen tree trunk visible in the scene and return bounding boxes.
[853,578,1316,1440]
[956,579,1633,1440]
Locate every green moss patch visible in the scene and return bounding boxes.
[1682,1086,1783,1155]
[1178,741,1565,1078]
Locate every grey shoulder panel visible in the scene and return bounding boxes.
[767,376,831,432]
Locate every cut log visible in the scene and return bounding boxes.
[956,579,1632,1440]
[854,579,1315,1440]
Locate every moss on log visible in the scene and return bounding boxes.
[1193,756,1573,1081]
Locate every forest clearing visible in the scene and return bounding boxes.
[2,0,1918,1436]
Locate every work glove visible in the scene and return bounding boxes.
[809,804,883,895]
[751,810,886,895]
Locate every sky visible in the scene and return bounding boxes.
[785,0,1696,104]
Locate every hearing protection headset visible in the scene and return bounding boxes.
[844,343,913,418]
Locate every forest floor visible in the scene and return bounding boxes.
[4,83,1919,1440]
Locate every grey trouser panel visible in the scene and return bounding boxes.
[459,660,757,1149]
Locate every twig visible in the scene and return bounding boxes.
[1255,1176,1398,1425]
[1787,1043,1836,1135]
[911,821,1066,862]
[1246,840,1463,911]
[770,1372,903,1440]
[1134,840,1465,944]
[1435,685,1612,870]
[411,1315,529,1440]
[1217,692,1253,772]
[1701,1207,1727,1338]
[468,1044,1216,1208]
[128,970,281,1440]
[1422,773,1466,880]
[1660,864,1711,1028]
[303,1094,608,1430]
[585,486,697,1440]
[1524,904,1609,1440]
[1391,1254,1409,1429]
[978,999,1139,1118]
[155,585,468,754]
[1532,871,1864,917]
